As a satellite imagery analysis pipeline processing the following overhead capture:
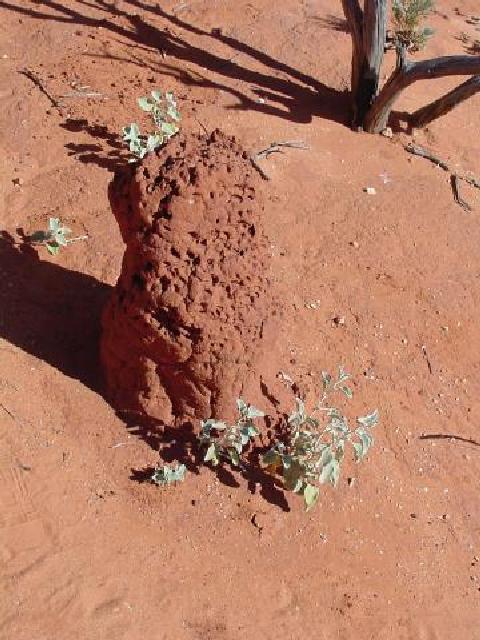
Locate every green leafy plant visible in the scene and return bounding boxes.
[392,0,435,51]
[263,368,378,511]
[199,398,264,468]
[29,218,88,255]
[123,90,180,160]
[197,370,379,511]
[151,463,187,486]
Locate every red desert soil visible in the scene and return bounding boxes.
[0,1,479,638]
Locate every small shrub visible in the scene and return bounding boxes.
[199,369,379,511]
[392,0,435,51]
[199,398,265,467]
[123,90,180,160]
[151,463,186,486]
[263,368,378,511]
[29,217,87,255]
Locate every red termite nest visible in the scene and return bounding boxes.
[101,130,279,425]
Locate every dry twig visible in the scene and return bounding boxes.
[20,68,63,112]
[405,142,479,211]
[1,403,16,421]
[250,140,309,180]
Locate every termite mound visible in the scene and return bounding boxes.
[101,130,279,425]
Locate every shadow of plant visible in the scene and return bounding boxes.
[124,409,291,511]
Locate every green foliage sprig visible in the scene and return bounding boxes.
[392,0,435,52]
[157,369,378,512]
[151,463,187,487]
[29,218,88,255]
[123,90,180,160]
[199,398,265,468]
[263,368,378,511]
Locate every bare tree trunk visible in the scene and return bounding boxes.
[341,0,365,124]
[364,54,480,133]
[361,0,387,99]
[410,74,480,128]
[341,0,387,126]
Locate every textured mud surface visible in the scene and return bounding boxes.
[101,130,278,423]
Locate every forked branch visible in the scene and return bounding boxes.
[364,54,480,132]
[410,74,480,128]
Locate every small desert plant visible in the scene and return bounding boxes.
[263,368,378,511]
[392,0,435,51]
[123,90,180,160]
[29,218,88,255]
[198,369,379,511]
[199,398,265,467]
[151,463,187,486]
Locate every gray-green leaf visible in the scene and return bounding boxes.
[160,121,179,137]
[204,443,219,465]
[340,385,353,399]
[338,366,350,382]
[122,122,140,141]
[236,398,248,415]
[321,371,332,390]
[246,405,264,419]
[357,429,373,457]
[357,409,379,429]
[138,96,155,112]
[146,133,163,152]
[47,243,60,255]
[151,463,186,486]
[304,483,320,511]
[229,449,240,466]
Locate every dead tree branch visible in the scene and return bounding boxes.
[250,141,309,180]
[410,74,480,128]
[20,68,63,112]
[405,142,480,211]
[365,54,480,132]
